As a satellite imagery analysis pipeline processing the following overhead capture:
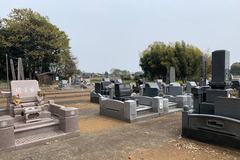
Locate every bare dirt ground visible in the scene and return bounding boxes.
[127,138,240,160]
[1,88,240,159]
[65,102,99,110]
[78,116,129,134]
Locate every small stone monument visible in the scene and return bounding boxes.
[72,74,80,85]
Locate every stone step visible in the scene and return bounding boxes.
[168,102,178,109]
[168,108,183,114]
[15,130,67,150]
[14,121,60,139]
[137,106,153,115]
[14,117,55,129]
[134,112,159,122]
[136,105,152,112]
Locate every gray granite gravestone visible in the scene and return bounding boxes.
[168,82,182,96]
[185,82,197,94]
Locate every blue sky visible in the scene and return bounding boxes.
[1,0,239,73]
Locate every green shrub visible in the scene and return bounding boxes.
[175,81,183,84]
[90,79,101,83]
[134,75,140,81]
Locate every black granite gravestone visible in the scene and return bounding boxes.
[210,50,231,89]
[113,83,134,102]
[100,81,111,95]
[95,83,101,93]
[144,83,160,97]
[115,83,131,97]
[133,79,143,93]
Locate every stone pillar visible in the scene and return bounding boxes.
[108,84,114,99]
[152,97,163,114]
[139,84,144,96]
[186,95,192,108]
[68,77,71,85]
[163,98,169,115]
[59,107,79,134]
[0,116,15,153]
[182,106,190,136]
[123,100,137,122]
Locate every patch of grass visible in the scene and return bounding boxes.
[90,79,101,83]
[40,84,51,87]
[122,80,135,83]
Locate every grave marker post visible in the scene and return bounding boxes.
[199,55,203,86]
[170,66,175,83]
[166,67,170,84]
[203,55,207,86]
[6,54,9,89]
[19,58,24,80]
[10,59,16,80]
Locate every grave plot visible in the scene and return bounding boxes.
[0,80,79,154]
[90,77,185,122]
[138,79,189,114]
[182,50,240,149]
[158,67,196,113]
[100,82,165,123]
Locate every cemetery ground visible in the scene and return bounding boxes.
[0,88,240,159]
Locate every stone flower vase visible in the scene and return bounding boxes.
[37,96,44,103]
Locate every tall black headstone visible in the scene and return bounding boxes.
[210,50,231,89]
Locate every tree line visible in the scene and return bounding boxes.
[0,8,78,80]
[110,68,129,75]
[139,41,211,82]
[230,62,240,75]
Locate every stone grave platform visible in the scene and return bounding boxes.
[0,80,80,154]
